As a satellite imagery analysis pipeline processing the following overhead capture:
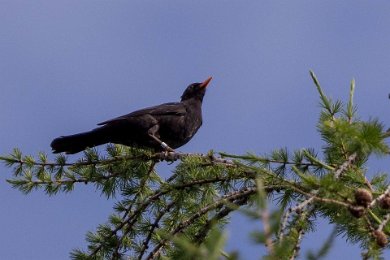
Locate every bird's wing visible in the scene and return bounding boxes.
[97,102,186,125]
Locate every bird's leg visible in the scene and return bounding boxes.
[148,125,175,152]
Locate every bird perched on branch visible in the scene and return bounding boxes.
[51,77,212,154]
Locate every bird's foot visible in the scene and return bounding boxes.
[161,142,175,153]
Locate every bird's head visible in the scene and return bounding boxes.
[181,77,212,102]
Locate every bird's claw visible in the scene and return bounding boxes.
[161,142,175,153]
[161,142,169,150]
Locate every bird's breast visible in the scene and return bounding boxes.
[158,106,202,148]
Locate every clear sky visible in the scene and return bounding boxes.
[1,1,390,259]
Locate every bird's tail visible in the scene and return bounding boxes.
[50,128,109,154]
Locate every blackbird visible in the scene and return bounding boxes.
[50,77,212,154]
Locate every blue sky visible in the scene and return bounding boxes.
[1,1,390,259]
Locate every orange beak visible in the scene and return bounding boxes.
[199,76,213,89]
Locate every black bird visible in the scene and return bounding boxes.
[51,77,212,154]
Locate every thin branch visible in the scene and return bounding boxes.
[261,205,274,254]
[87,175,261,258]
[370,185,390,208]
[334,152,357,179]
[138,201,176,260]
[112,162,158,258]
[219,152,329,168]
[287,185,350,208]
[193,196,249,245]
[290,227,305,260]
[147,187,257,259]
[288,208,313,260]
[120,161,157,222]
[279,197,315,241]
[4,151,235,169]
[378,213,390,231]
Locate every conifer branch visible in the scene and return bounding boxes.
[261,205,273,255]
[310,70,333,116]
[2,151,235,168]
[303,150,334,171]
[290,226,305,260]
[147,187,257,259]
[378,213,390,231]
[137,201,176,260]
[279,197,315,241]
[370,185,390,208]
[346,78,356,123]
[3,72,390,258]
[334,152,357,179]
[193,196,249,245]
[86,175,267,258]
[219,152,328,168]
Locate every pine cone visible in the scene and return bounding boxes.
[379,195,390,209]
[355,188,373,207]
[348,205,365,218]
[373,230,388,248]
